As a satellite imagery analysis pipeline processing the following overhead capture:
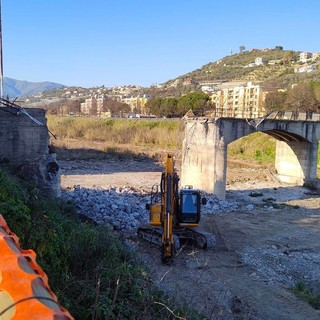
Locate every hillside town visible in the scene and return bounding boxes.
[24,49,320,119]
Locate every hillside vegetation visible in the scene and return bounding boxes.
[175,48,305,85]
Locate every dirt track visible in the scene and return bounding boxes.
[60,158,320,320]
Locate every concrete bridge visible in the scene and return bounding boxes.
[181,112,320,199]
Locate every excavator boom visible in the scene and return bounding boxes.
[160,154,179,262]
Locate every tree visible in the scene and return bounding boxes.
[310,81,320,102]
[162,97,178,118]
[90,99,97,116]
[239,45,246,53]
[264,90,287,112]
[145,97,165,116]
[275,46,283,50]
[282,50,294,64]
[103,98,130,116]
[285,82,319,112]
[176,92,210,117]
[67,99,82,115]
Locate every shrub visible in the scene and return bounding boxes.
[292,282,320,309]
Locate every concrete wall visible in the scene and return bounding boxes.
[0,108,60,196]
[0,109,49,161]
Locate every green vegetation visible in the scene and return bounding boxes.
[292,282,320,310]
[146,92,212,117]
[178,48,300,84]
[0,165,203,319]
[228,132,277,164]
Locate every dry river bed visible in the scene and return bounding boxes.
[60,158,320,320]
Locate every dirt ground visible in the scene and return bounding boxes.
[60,158,320,320]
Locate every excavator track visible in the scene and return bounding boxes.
[138,225,215,251]
[174,227,216,249]
[137,225,181,251]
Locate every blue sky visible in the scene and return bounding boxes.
[2,0,320,88]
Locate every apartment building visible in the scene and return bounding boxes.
[80,98,93,115]
[121,95,148,113]
[299,52,312,62]
[80,96,106,115]
[211,82,265,118]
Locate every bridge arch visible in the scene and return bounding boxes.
[181,117,320,199]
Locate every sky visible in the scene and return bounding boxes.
[1,0,320,88]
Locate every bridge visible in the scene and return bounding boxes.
[181,112,320,199]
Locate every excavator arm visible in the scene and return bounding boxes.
[160,154,179,263]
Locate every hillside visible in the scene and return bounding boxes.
[178,49,307,82]
[155,48,320,96]
[4,77,65,98]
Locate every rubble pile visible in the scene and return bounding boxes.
[61,186,240,231]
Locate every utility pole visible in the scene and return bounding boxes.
[0,0,4,98]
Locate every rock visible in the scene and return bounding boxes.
[245,204,255,211]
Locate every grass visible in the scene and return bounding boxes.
[292,282,320,310]
[0,164,203,319]
[47,115,185,160]
[228,132,277,164]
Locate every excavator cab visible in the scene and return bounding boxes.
[179,189,201,224]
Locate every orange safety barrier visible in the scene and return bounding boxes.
[0,215,74,320]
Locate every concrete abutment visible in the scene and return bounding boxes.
[0,108,60,196]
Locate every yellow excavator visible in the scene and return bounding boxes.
[138,153,215,263]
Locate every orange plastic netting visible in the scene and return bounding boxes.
[0,215,74,320]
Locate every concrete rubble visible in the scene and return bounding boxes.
[61,185,243,231]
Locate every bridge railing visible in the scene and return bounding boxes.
[265,111,320,121]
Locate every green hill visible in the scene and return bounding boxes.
[150,47,320,97]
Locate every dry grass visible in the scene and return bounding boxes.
[47,116,184,160]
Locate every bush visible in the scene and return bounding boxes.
[292,282,320,310]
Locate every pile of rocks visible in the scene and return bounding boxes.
[61,186,240,232]
[62,186,150,230]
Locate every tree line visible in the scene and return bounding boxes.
[46,97,130,116]
[264,81,320,113]
[145,91,212,117]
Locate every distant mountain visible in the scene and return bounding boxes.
[3,77,65,98]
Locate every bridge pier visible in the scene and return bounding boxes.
[181,120,228,199]
[275,140,318,184]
